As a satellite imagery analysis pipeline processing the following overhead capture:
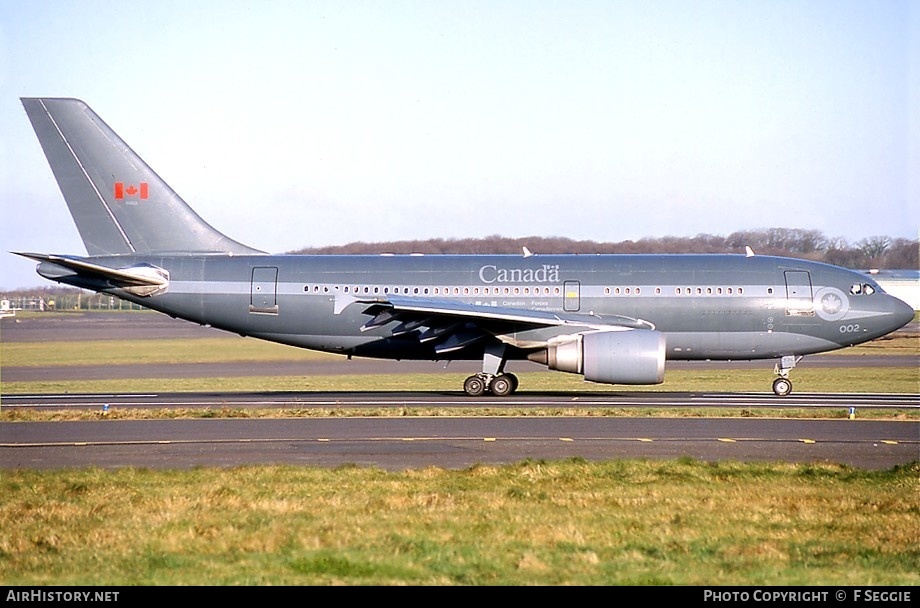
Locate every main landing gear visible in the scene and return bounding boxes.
[772,355,802,396]
[462,343,519,396]
[463,372,519,397]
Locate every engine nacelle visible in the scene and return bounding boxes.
[529,330,666,385]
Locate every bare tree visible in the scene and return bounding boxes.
[290,230,917,271]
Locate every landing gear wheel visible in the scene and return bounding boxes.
[490,374,514,397]
[463,375,487,396]
[772,377,793,397]
[504,373,519,393]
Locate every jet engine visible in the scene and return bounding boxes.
[528,329,666,385]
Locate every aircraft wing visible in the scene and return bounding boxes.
[14,253,169,296]
[357,295,654,353]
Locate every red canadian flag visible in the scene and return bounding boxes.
[114,182,149,200]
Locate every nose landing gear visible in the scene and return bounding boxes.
[772,355,802,396]
[772,376,792,397]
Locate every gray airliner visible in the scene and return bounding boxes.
[17,98,915,396]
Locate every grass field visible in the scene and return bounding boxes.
[1,459,917,585]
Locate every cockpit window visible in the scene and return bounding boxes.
[850,283,876,296]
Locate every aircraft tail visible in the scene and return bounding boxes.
[21,98,263,256]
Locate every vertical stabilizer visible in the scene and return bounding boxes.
[22,98,263,256]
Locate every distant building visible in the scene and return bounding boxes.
[0,299,16,318]
[865,269,920,311]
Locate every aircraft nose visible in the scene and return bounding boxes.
[889,296,915,332]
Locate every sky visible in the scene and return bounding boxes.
[0,0,917,289]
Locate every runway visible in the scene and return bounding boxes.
[2,391,918,471]
[2,313,918,470]
[3,389,918,409]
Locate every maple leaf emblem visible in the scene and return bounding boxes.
[821,293,843,314]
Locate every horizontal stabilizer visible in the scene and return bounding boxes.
[14,252,169,296]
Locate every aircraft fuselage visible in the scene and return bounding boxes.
[37,252,910,363]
